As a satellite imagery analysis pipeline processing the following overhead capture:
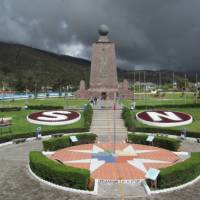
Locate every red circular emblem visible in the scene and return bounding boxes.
[136,110,193,127]
[27,110,81,126]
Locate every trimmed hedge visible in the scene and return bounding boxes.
[122,107,135,132]
[128,133,180,151]
[0,107,21,112]
[0,105,93,143]
[122,106,200,138]
[0,128,88,144]
[136,103,200,110]
[28,105,63,110]
[83,104,93,130]
[29,151,90,190]
[158,152,200,189]
[135,127,200,138]
[43,133,97,151]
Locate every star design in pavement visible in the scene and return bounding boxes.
[63,144,171,173]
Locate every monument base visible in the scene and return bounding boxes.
[75,88,133,100]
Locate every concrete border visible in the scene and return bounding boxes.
[136,111,193,128]
[150,173,200,194]
[0,133,200,196]
[132,131,197,142]
[28,164,98,195]
[27,111,81,126]
[0,141,12,148]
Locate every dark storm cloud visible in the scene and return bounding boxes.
[0,0,200,71]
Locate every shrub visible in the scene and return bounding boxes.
[122,107,135,131]
[154,136,180,151]
[29,151,90,190]
[0,128,88,144]
[136,103,200,110]
[134,127,200,139]
[0,107,21,112]
[28,105,63,110]
[83,104,93,131]
[158,152,200,189]
[43,133,97,151]
[128,133,180,151]
[128,133,147,145]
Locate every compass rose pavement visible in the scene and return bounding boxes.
[50,143,180,180]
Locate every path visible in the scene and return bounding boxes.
[90,100,127,143]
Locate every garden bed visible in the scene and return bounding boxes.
[43,133,97,151]
[128,133,180,151]
[0,104,93,143]
[29,151,90,190]
[122,107,200,138]
[158,152,200,189]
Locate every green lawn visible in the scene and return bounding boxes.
[131,107,200,135]
[0,110,85,136]
[120,92,200,107]
[0,98,87,108]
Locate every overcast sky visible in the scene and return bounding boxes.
[0,0,200,71]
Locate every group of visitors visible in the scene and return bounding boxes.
[89,96,98,106]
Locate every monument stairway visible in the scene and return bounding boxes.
[90,100,128,143]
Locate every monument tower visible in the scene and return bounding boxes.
[75,24,132,99]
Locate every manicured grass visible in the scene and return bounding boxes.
[131,107,200,134]
[0,98,87,108]
[120,92,199,107]
[0,110,85,136]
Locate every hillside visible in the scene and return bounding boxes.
[0,42,90,92]
[0,42,198,92]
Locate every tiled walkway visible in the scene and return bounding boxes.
[90,100,128,143]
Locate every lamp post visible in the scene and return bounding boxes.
[184,73,187,104]
[113,98,116,154]
[144,71,147,108]
[196,72,198,104]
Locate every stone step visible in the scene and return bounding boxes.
[93,115,122,118]
[91,125,125,128]
[91,126,127,130]
[91,126,126,129]
[90,130,127,134]
[97,135,127,143]
[90,101,127,143]
[91,121,124,127]
[92,118,123,121]
[97,181,147,198]
[93,110,122,114]
[91,120,125,124]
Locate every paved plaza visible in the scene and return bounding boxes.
[50,143,180,180]
[0,99,199,199]
[0,140,200,199]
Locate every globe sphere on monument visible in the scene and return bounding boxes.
[98,24,109,36]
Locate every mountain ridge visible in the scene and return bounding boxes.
[0,42,198,91]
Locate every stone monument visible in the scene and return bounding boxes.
[75,24,132,100]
